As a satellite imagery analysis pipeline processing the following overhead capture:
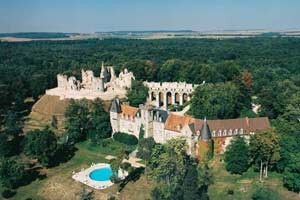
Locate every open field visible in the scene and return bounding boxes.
[1,29,300,42]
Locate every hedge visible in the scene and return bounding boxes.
[113,132,138,145]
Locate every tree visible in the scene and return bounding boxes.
[126,80,149,107]
[87,99,111,144]
[190,82,240,119]
[150,138,188,198]
[251,185,279,200]
[137,137,156,181]
[2,110,23,138]
[224,136,250,174]
[0,158,30,189]
[182,160,202,200]
[158,59,187,82]
[250,128,280,181]
[197,162,213,200]
[283,153,300,192]
[0,134,11,157]
[65,99,90,143]
[123,59,157,81]
[24,128,58,167]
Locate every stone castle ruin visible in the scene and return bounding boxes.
[46,62,135,100]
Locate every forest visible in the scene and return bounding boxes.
[0,37,300,199]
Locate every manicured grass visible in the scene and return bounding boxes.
[208,156,299,200]
[76,139,137,156]
[10,140,148,200]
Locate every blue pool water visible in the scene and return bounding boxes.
[89,167,113,181]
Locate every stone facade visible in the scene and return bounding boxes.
[144,81,200,109]
[46,63,135,100]
[110,97,270,156]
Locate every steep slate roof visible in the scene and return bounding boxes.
[200,119,212,140]
[121,104,138,118]
[164,114,195,132]
[110,98,121,113]
[153,108,169,122]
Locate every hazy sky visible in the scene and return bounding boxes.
[0,0,299,33]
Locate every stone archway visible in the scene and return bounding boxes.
[166,92,172,106]
[183,93,188,104]
[175,92,180,104]
[151,91,156,101]
[159,92,164,107]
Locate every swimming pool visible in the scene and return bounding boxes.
[89,167,113,181]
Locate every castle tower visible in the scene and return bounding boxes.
[139,104,154,138]
[110,97,121,134]
[197,118,214,160]
[100,62,110,83]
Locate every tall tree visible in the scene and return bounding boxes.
[87,99,111,144]
[224,136,250,174]
[190,82,240,119]
[65,99,90,143]
[126,80,149,107]
[24,128,58,167]
[0,158,30,189]
[137,137,156,181]
[250,128,280,181]
[283,153,300,193]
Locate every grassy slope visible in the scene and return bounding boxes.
[208,156,299,200]
[12,141,151,200]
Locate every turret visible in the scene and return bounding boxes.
[199,118,212,141]
[110,97,121,133]
[197,118,213,160]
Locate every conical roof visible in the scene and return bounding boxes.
[110,97,121,113]
[200,118,212,141]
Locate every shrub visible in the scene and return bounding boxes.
[2,189,16,198]
[113,132,138,145]
[252,186,279,200]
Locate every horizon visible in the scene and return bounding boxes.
[1,0,300,33]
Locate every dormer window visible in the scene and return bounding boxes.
[229,129,232,135]
[240,129,243,134]
[223,130,227,136]
[218,130,222,136]
[212,131,216,137]
[234,129,238,135]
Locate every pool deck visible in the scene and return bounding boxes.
[72,163,127,190]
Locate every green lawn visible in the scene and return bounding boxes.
[208,156,299,200]
[10,139,148,200]
[76,139,137,156]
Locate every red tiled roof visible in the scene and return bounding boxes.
[121,104,138,118]
[164,114,195,132]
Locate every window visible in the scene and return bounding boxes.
[229,129,232,135]
[240,129,243,134]
[223,130,227,136]
[234,129,238,135]
[218,130,222,136]
[212,131,216,137]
